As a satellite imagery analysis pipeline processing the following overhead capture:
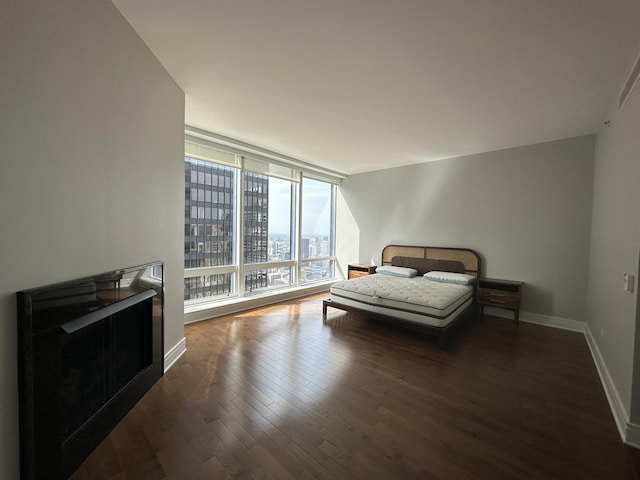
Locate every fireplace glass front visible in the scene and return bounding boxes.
[17,262,164,480]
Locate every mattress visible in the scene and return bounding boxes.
[329,274,474,328]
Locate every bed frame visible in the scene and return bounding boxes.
[323,245,481,347]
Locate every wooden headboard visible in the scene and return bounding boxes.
[381,245,481,278]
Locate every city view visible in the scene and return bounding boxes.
[268,233,333,285]
[184,157,334,301]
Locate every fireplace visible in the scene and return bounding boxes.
[17,262,164,480]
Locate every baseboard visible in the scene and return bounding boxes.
[584,324,629,443]
[484,307,586,332]
[520,311,586,332]
[164,336,186,373]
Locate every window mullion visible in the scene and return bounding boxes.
[295,179,302,287]
[237,163,245,295]
[330,183,337,259]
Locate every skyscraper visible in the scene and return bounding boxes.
[184,159,269,300]
[243,172,269,291]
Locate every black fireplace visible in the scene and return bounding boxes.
[17,262,164,480]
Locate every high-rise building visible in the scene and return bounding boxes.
[184,159,269,299]
[301,237,310,259]
[243,172,269,291]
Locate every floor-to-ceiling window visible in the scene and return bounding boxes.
[183,145,239,301]
[243,171,297,292]
[183,132,340,305]
[300,177,336,284]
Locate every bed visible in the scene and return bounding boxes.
[323,245,481,347]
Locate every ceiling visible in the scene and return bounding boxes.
[111,0,640,176]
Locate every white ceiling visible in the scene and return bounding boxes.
[112,0,640,176]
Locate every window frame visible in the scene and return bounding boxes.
[298,176,337,285]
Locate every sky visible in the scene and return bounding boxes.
[268,177,331,237]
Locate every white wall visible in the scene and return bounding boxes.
[0,1,185,477]
[586,52,640,434]
[337,136,595,324]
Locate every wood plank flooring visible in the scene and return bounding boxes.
[72,293,639,479]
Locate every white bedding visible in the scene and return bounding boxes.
[329,274,474,328]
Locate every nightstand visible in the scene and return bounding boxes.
[348,263,377,279]
[477,277,523,322]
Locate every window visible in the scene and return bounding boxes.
[244,173,296,292]
[300,177,335,284]
[183,131,341,305]
[183,157,237,301]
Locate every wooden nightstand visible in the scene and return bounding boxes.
[348,263,377,279]
[477,277,523,322]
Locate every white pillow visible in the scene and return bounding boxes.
[375,265,417,278]
[424,271,475,284]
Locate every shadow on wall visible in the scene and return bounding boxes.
[338,162,456,264]
[335,187,360,276]
[519,282,552,316]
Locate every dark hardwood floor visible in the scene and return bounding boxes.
[72,293,639,479]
